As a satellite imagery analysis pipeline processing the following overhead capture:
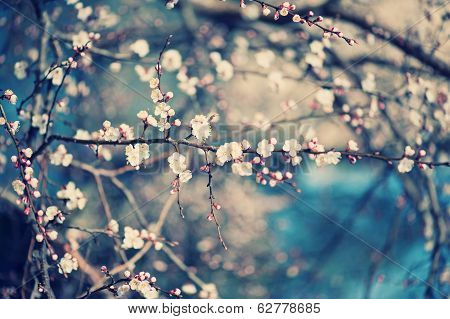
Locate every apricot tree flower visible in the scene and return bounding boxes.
[283,139,301,157]
[125,144,150,169]
[257,139,275,158]
[190,115,212,141]
[12,180,25,196]
[58,253,79,275]
[398,157,414,173]
[161,49,182,71]
[45,206,61,221]
[231,162,253,176]
[168,152,187,174]
[49,145,73,167]
[216,142,243,166]
[56,182,87,210]
[122,226,145,250]
[129,39,150,58]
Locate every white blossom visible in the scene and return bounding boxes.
[404,146,415,157]
[282,139,301,157]
[31,113,49,135]
[161,49,182,71]
[168,152,187,174]
[231,162,253,176]
[146,115,158,127]
[137,110,149,120]
[315,89,335,113]
[119,124,135,139]
[14,61,28,80]
[190,115,211,141]
[3,89,18,104]
[347,140,359,152]
[216,60,234,81]
[107,219,119,233]
[12,180,25,196]
[129,39,150,58]
[57,182,87,210]
[122,226,145,249]
[135,65,155,82]
[291,156,302,166]
[154,102,171,118]
[45,206,61,221]
[59,253,78,274]
[257,139,275,158]
[9,121,20,134]
[315,151,341,167]
[48,67,64,86]
[216,142,243,166]
[398,157,414,173]
[151,89,164,103]
[72,30,90,48]
[362,73,376,93]
[50,144,73,167]
[179,170,192,184]
[125,144,150,168]
[149,78,159,89]
[74,129,91,140]
[178,76,198,96]
[255,49,275,68]
[77,5,93,22]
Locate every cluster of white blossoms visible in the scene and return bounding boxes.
[209,52,234,81]
[58,253,79,275]
[98,121,135,142]
[125,271,159,299]
[148,78,181,132]
[12,179,26,196]
[11,148,41,200]
[216,141,245,166]
[122,226,162,250]
[31,113,49,135]
[49,144,73,167]
[168,152,192,184]
[137,109,158,128]
[282,139,302,166]
[56,181,87,210]
[2,89,18,104]
[125,144,150,169]
[308,138,342,167]
[190,114,212,141]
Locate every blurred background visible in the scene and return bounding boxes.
[0,0,449,298]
